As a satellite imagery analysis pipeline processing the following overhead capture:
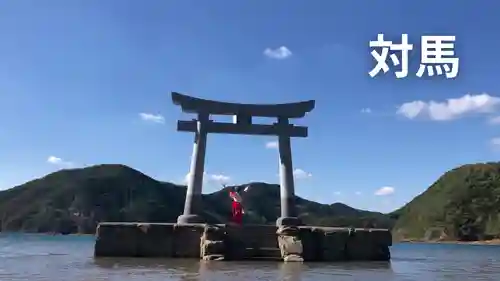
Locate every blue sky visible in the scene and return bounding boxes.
[1,0,499,213]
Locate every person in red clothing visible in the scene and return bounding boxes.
[227,185,249,225]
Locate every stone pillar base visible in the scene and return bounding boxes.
[200,224,226,261]
[177,214,204,224]
[276,217,302,227]
[277,226,304,262]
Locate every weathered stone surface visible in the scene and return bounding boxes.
[200,224,227,260]
[173,223,204,258]
[345,228,392,261]
[202,254,225,261]
[224,236,246,260]
[202,224,226,241]
[345,228,371,260]
[277,225,300,236]
[369,228,393,246]
[284,254,304,262]
[373,245,391,261]
[202,240,225,254]
[136,223,175,257]
[370,228,392,261]
[225,224,280,260]
[254,247,282,259]
[94,223,177,257]
[321,228,350,261]
[368,228,392,261]
[95,223,140,257]
[278,235,303,256]
[277,226,303,262]
[93,223,391,262]
[241,224,279,249]
[299,227,321,261]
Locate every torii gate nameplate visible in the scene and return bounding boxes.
[171,92,315,226]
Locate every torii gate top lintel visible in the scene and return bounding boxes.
[172,92,315,119]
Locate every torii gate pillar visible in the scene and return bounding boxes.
[171,92,315,226]
[277,117,299,226]
[177,114,209,224]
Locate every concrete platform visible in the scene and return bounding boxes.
[94,222,392,262]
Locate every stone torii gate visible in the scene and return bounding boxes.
[171,92,315,227]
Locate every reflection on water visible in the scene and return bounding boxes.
[1,234,500,281]
[93,257,392,281]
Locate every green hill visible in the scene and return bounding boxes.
[5,162,500,241]
[392,162,500,241]
[0,164,392,234]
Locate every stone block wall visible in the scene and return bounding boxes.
[225,224,280,260]
[347,228,391,261]
[230,224,278,249]
[95,222,199,258]
[137,223,175,257]
[200,224,226,260]
[94,222,392,262]
[173,224,204,258]
[298,227,392,261]
[94,223,141,257]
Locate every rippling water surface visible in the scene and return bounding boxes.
[1,233,500,281]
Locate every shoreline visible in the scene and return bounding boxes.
[0,231,95,236]
[399,239,500,245]
[3,231,500,245]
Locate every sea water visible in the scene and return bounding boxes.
[1,233,500,281]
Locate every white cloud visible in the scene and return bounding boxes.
[374,186,395,196]
[397,93,500,121]
[275,168,313,180]
[333,191,341,196]
[293,168,312,180]
[183,172,231,185]
[361,108,372,114]
[46,156,74,168]
[139,113,165,124]
[183,173,191,184]
[355,191,362,195]
[209,174,231,185]
[265,141,278,149]
[489,116,500,124]
[491,137,500,146]
[263,46,292,59]
[183,172,204,184]
[489,138,500,152]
